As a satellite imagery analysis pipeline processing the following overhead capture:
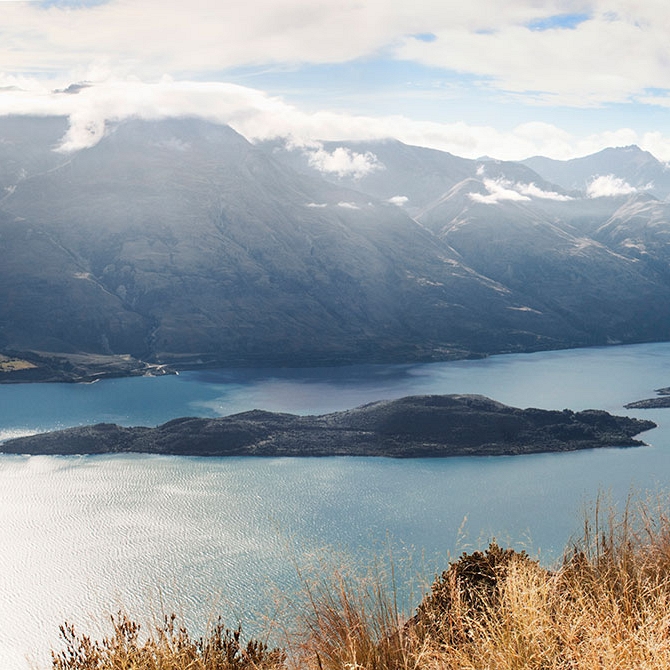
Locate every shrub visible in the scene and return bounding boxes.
[52,612,286,670]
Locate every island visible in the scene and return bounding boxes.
[0,394,656,458]
[625,388,670,409]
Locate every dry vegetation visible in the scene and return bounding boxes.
[52,494,670,669]
[0,354,37,372]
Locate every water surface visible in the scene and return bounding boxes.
[2,342,670,669]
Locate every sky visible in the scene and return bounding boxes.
[2,0,670,160]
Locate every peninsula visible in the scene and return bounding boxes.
[625,388,670,409]
[1,395,656,458]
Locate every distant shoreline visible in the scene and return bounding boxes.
[0,341,657,385]
[0,351,175,384]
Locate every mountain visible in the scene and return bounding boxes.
[0,117,576,369]
[0,115,70,193]
[593,194,670,281]
[522,145,670,200]
[2,117,670,375]
[415,178,670,344]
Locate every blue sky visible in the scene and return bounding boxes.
[221,57,669,138]
[1,0,670,161]
[526,12,591,31]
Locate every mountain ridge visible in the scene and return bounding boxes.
[2,117,670,378]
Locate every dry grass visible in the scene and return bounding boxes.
[52,493,670,669]
[0,354,37,372]
[51,613,286,670]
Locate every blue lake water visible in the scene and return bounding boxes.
[2,342,670,668]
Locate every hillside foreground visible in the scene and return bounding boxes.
[52,493,670,669]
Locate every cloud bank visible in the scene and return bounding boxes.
[470,178,573,204]
[2,78,668,163]
[586,175,650,198]
[0,2,669,161]
[1,1,669,109]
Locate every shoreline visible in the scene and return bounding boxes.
[0,351,175,384]
[0,340,653,385]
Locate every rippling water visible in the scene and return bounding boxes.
[2,342,670,669]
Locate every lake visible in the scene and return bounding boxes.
[2,342,670,669]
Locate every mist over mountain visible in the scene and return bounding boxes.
[522,145,670,200]
[2,117,670,375]
[0,116,70,192]
[261,138,568,215]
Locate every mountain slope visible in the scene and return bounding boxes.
[0,117,573,366]
[260,138,566,215]
[594,195,670,281]
[417,178,670,344]
[2,117,670,371]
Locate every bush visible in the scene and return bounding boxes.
[411,541,545,646]
[52,613,286,670]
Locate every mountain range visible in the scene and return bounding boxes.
[1,116,669,377]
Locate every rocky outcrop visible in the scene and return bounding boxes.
[1,394,656,457]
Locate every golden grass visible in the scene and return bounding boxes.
[0,354,37,372]
[52,493,670,669]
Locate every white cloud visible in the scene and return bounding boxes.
[396,4,670,107]
[1,0,670,164]
[305,202,328,208]
[470,177,573,204]
[469,178,531,204]
[337,201,360,209]
[0,1,668,111]
[388,195,409,206]
[516,183,573,201]
[0,78,562,158]
[586,175,646,198]
[5,77,670,164]
[305,145,383,179]
[0,1,387,77]
[0,1,584,81]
